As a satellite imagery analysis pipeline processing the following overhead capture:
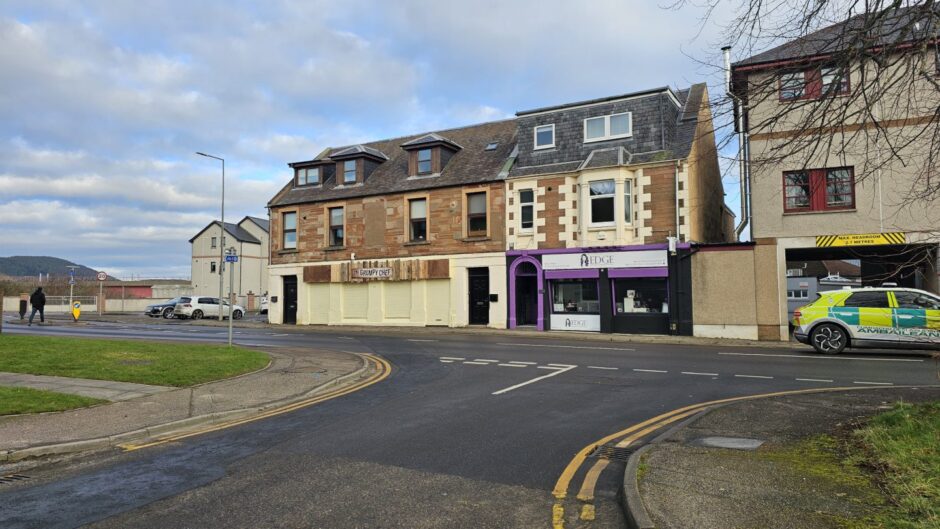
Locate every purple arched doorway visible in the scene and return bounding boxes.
[508,256,544,330]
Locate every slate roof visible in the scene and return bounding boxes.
[189,221,262,244]
[329,144,389,161]
[243,216,270,233]
[400,132,463,150]
[269,119,517,207]
[734,4,940,68]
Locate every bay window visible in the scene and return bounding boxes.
[589,180,615,225]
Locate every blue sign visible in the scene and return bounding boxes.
[225,255,238,263]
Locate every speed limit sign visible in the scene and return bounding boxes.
[96,272,107,281]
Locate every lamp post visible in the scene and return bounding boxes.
[225,246,237,347]
[196,151,226,321]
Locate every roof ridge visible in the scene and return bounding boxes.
[321,117,516,157]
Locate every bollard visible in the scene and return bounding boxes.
[19,293,28,320]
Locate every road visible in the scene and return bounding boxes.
[0,321,935,528]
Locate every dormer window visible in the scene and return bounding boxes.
[584,112,632,143]
[417,149,432,174]
[534,124,555,150]
[343,160,357,184]
[296,167,319,186]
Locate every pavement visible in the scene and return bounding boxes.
[0,345,373,462]
[629,386,940,529]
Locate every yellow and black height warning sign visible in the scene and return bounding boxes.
[816,232,906,247]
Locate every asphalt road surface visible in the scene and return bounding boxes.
[1,321,936,528]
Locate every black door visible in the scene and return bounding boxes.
[468,267,490,325]
[283,276,298,325]
[516,276,538,325]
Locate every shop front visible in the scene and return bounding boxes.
[506,244,692,335]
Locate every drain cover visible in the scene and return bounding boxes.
[588,444,635,462]
[689,436,765,450]
[0,474,29,485]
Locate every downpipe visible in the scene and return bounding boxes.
[724,46,751,241]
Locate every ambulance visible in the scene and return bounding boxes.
[792,287,940,354]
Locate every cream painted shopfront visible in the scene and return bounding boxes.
[268,253,506,328]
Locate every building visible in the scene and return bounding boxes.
[266,121,515,327]
[729,5,940,340]
[190,216,270,308]
[504,84,733,334]
[785,260,861,320]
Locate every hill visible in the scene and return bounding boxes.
[0,256,103,279]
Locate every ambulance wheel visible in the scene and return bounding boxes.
[810,323,847,354]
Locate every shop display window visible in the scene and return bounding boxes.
[552,279,599,314]
[614,278,668,314]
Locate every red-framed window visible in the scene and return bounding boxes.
[783,167,855,212]
[779,65,849,101]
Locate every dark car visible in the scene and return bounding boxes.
[145,298,183,319]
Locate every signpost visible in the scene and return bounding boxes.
[225,248,237,346]
[67,266,78,322]
[97,271,107,315]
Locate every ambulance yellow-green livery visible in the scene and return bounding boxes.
[792,288,940,354]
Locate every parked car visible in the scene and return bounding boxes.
[174,296,245,320]
[145,298,183,319]
[792,287,940,354]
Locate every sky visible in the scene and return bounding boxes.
[0,0,741,279]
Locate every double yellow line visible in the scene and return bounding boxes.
[120,353,392,452]
[550,384,901,528]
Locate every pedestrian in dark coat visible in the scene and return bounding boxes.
[28,287,46,326]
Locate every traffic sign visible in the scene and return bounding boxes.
[97,272,107,281]
[225,255,238,263]
[68,278,76,285]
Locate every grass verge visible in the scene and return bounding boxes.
[0,386,106,415]
[0,335,269,387]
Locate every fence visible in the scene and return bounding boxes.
[3,294,261,315]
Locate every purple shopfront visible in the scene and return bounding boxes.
[506,244,693,335]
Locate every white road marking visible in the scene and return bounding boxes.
[682,371,719,377]
[337,336,355,340]
[587,366,618,370]
[546,363,577,368]
[507,361,537,365]
[463,361,491,365]
[796,378,834,383]
[854,381,893,386]
[496,342,635,352]
[633,368,668,373]
[439,360,454,363]
[537,366,561,370]
[474,359,499,363]
[734,374,774,379]
[274,333,290,337]
[236,343,284,347]
[498,363,527,368]
[408,339,438,342]
[439,357,465,361]
[718,352,923,363]
[492,365,578,395]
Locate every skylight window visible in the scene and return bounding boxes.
[485,142,499,151]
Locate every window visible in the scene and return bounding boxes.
[552,279,599,314]
[623,180,633,223]
[343,160,357,184]
[519,189,534,231]
[589,180,615,225]
[296,167,319,186]
[534,124,555,150]
[783,167,855,212]
[466,192,487,236]
[894,291,940,310]
[210,262,217,273]
[211,236,217,248]
[409,198,427,242]
[485,142,499,151]
[329,207,344,247]
[787,289,809,300]
[843,291,889,308]
[821,66,849,95]
[780,71,806,101]
[416,149,432,174]
[282,212,297,249]
[614,278,668,313]
[584,112,632,142]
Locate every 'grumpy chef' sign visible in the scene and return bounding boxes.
[542,250,667,270]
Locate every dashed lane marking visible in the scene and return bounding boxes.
[463,361,491,365]
[681,371,718,376]
[439,357,465,361]
[718,352,923,362]
[633,368,668,373]
[734,374,773,379]
[854,381,893,386]
[498,363,527,368]
[796,378,834,383]
[440,360,454,363]
[473,359,499,363]
[546,363,577,368]
[587,366,618,370]
[496,342,635,351]
[492,365,578,395]
[507,361,537,365]
[408,339,438,342]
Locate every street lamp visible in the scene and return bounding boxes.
[196,151,226,321]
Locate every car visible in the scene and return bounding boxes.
[174,296,245,320]
[792,287,940,354]
[145,298,184,319]
[259,296,268,315]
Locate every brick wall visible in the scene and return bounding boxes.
[271,182,505,265]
